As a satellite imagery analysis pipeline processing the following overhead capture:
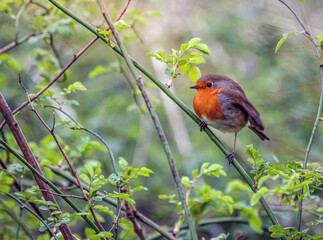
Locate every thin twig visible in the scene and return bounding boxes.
[277,0,323,232]
[96,1,198,239]
[0,196,37,240]
[6,192,58,239]
[44,105,123,235]
[49,166,175,240]
[33,189,85,199]
[0,140,101,233]
[19,77,107,234]
[0,0,132,130]
[0,33,37,55]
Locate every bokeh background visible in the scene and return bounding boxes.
[0,0,322,239]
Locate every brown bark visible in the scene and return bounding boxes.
[0,92,74,240]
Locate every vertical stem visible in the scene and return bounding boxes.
[277,0,322,232]
[95,1,198,239]
[136,77,198,239]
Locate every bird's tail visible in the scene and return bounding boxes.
[248,126,270,141]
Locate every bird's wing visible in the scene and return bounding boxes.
[222,89,265,131]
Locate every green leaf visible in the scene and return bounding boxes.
[114,20,130,32]
[188,65,201,82]
[6,56,22,72]
[89,66,107,78]
[248,214,263,234]
[181,42,189,52]
[137,167,154,177]
[192,43,211,56]
[119,157,128,170]
[67,81,87,92]
[146,52,163,61]
[85,165,94,178]
[250,187,268,206]
[189,56,206,64]
[165,67,174,75]
[192,169,198,180]
[94,205,114,216]
[107,192,136,205]
[188,37,201,48]
[271,232,285,238]
[181,176,191,187]
[275,37,287,54]
[108,173,120,184]
[158,51,166,59]
[268,225,283,232]
[80,173,91,185]
[56,121,71,127]
[200,162,210,173]
[180,62,190,75]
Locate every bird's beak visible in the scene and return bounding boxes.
[189,85,199,89]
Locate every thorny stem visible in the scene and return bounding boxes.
[96,0,198,239]
[278,0,323,232]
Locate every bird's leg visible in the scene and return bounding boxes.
[226,132,237,164]
[199,121,207,131]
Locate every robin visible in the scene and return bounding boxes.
[190,74,270,164]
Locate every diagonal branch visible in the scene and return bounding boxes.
[0,92,74,240]
[0,0,132,131]
[96,1,198,239]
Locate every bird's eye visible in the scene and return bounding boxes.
[207,82,212,88]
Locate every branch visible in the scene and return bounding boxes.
[0,140,101,234]
[44,105,122,234]
[0,93,74,240]
[0,33,36,55]
[49,166,175,240]
[277,0,323,232]
[0,0,132,131]
[19,78,107,234]
[0,196,37,240]
[5,193,58,240]
[96,1,198,239]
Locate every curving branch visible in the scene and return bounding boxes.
[277,0,323,232]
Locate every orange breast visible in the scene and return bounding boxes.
[193,88,225,121]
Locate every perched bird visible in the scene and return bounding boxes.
[190,74,270,164]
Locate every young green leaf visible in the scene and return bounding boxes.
[188,65,201,82]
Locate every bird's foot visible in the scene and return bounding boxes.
[226,151,235,164]
[199,121,207,132]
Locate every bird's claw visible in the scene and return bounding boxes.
[226,152,235,164]
[199,121,207,132]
